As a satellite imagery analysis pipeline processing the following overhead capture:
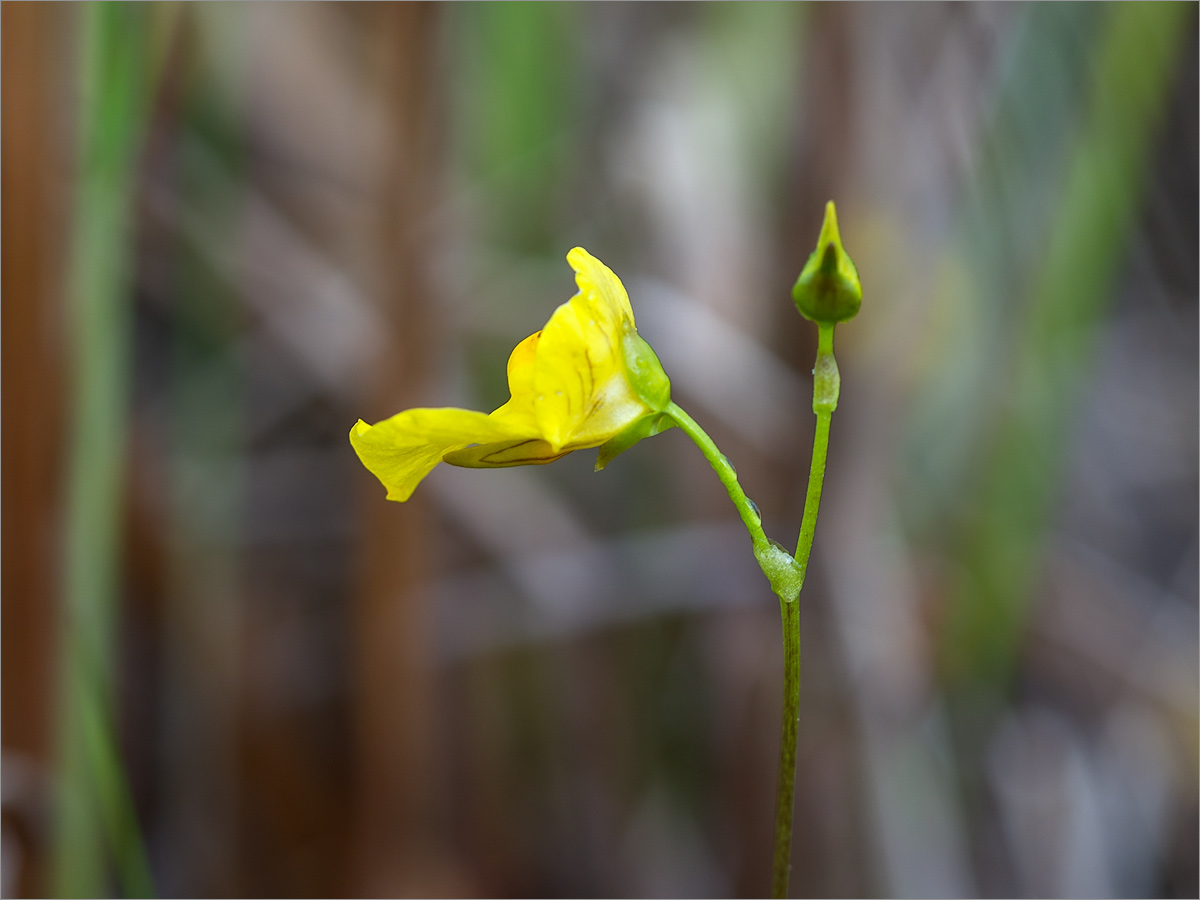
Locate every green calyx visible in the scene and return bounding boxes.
[622,330,672,411]
[595,332,673,471]
[595,412,675,471]
[792,201,862,325]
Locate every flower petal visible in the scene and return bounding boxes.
[533,250,648,449]
[488,329,540,433]
[349,408,527,501]
[443,437,567,468]
[567,246,635,328]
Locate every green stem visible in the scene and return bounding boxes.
[771,588,801,898]
[665,322,839,898]
[771,322,837,898]
[795,323,838,573]
[664,401,771,552]
[665,403,804,604]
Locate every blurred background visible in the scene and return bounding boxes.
[3,2,1197,897]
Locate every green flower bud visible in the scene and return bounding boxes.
[792,201,862,324]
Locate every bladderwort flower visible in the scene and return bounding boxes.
[351,204,860,899]
[350,247,674,502]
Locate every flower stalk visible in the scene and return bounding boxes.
[350,203,860,899]
[666,318,845,899]
[768,202,859,898]
[663,402,802,603]
[771,323,838,899]
[674,202,857,898]
[668,325,838,899]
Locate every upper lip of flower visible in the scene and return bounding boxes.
[349,247,670,501]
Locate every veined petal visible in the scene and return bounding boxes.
[534,250,648,449]
[443,437,567,468]
[350,408,527,501]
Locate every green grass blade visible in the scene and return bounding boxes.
[51,3,156,896]
[943,1,1193,685]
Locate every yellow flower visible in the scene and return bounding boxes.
[350,247,672,501]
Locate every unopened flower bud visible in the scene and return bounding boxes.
[792,201,862,325]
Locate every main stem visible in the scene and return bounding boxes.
[771,322,837,897]
[665,321,838,899]
[771,405,831,897]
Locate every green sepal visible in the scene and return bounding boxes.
[594,413,675,472]
[621,331,671,411]
[792,201,862,325]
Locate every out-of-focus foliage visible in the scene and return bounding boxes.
[2,3,1195,898]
